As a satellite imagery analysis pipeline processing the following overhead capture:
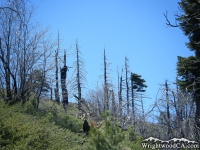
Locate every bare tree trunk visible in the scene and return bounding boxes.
[0,38,11,101]
[76,40,82,111]
[140,94,147,137]
[3,21,12,102]
[111,89,116,119]
[165,80,171,139]
[118,69,123,121]
[55,32,60,104]
[131,72,135,126]
[71,39,86,116]
[50,87,52,100]
[104,48,109,111]
[61,50,68,112]
[21,24,27,105]
[0,0,53,106]
[125,57,130,115]
[195,98,200,143]
[96,90,102,116]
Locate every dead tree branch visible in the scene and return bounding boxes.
[163,11,179,27]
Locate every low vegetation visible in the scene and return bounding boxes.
[0,99,145,150]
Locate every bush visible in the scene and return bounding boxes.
[24,100,35,115]
[0,101,89,149]
[0,121,13,148]
[89,111,125,150]
[54,113,82,133]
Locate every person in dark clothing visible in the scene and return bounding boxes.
[83,120,90,135]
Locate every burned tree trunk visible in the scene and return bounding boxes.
[60,51,68,111]
[55,32,60,104]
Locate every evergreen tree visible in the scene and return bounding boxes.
[176,0,200,57]
[131,73,147,93]
[89,111,125,150]
[165,0,200,141]
[176,56,200,92]
[130,73,147,125]
[171,1,200,134]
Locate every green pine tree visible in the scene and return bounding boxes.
[131,73,147,92]
[89,111,125,150]
[174,0,200,132]
[165,0,200,143]
[176,56,200,91]
[176,0,200,57]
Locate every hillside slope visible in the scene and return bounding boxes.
[0,100,144,150]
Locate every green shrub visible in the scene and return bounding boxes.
[89,111,146,150]
[0,100,148,149]
[54,114,82,133]
[89,111,125,150]
[0,100,90,149]
[0,121,13,148]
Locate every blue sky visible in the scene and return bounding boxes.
[32,0,193,111]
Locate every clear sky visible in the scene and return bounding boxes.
[31,0,194,112]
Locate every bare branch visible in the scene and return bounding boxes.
[164,11,179,27]
[0,6,23,23]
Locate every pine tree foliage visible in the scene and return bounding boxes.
[176,0,200,57]
[90,111,125,150]
[131,73,147,93]
[172,1,200,139]
[177,56,200,92]
[130,73,147,126]
[89,111,144,150]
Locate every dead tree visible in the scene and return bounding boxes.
[76,40,82,110]
[85,84,104,120]
[60,50,71,111]
[71,39,86,115]
[111,89,117,120]
[165,80,172,139]
[131,72,135,125]
[54,32,60,104]
[118,68,123,120]
[103,48,109,111]
[0,0,51,105]
[125,57,130,115]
